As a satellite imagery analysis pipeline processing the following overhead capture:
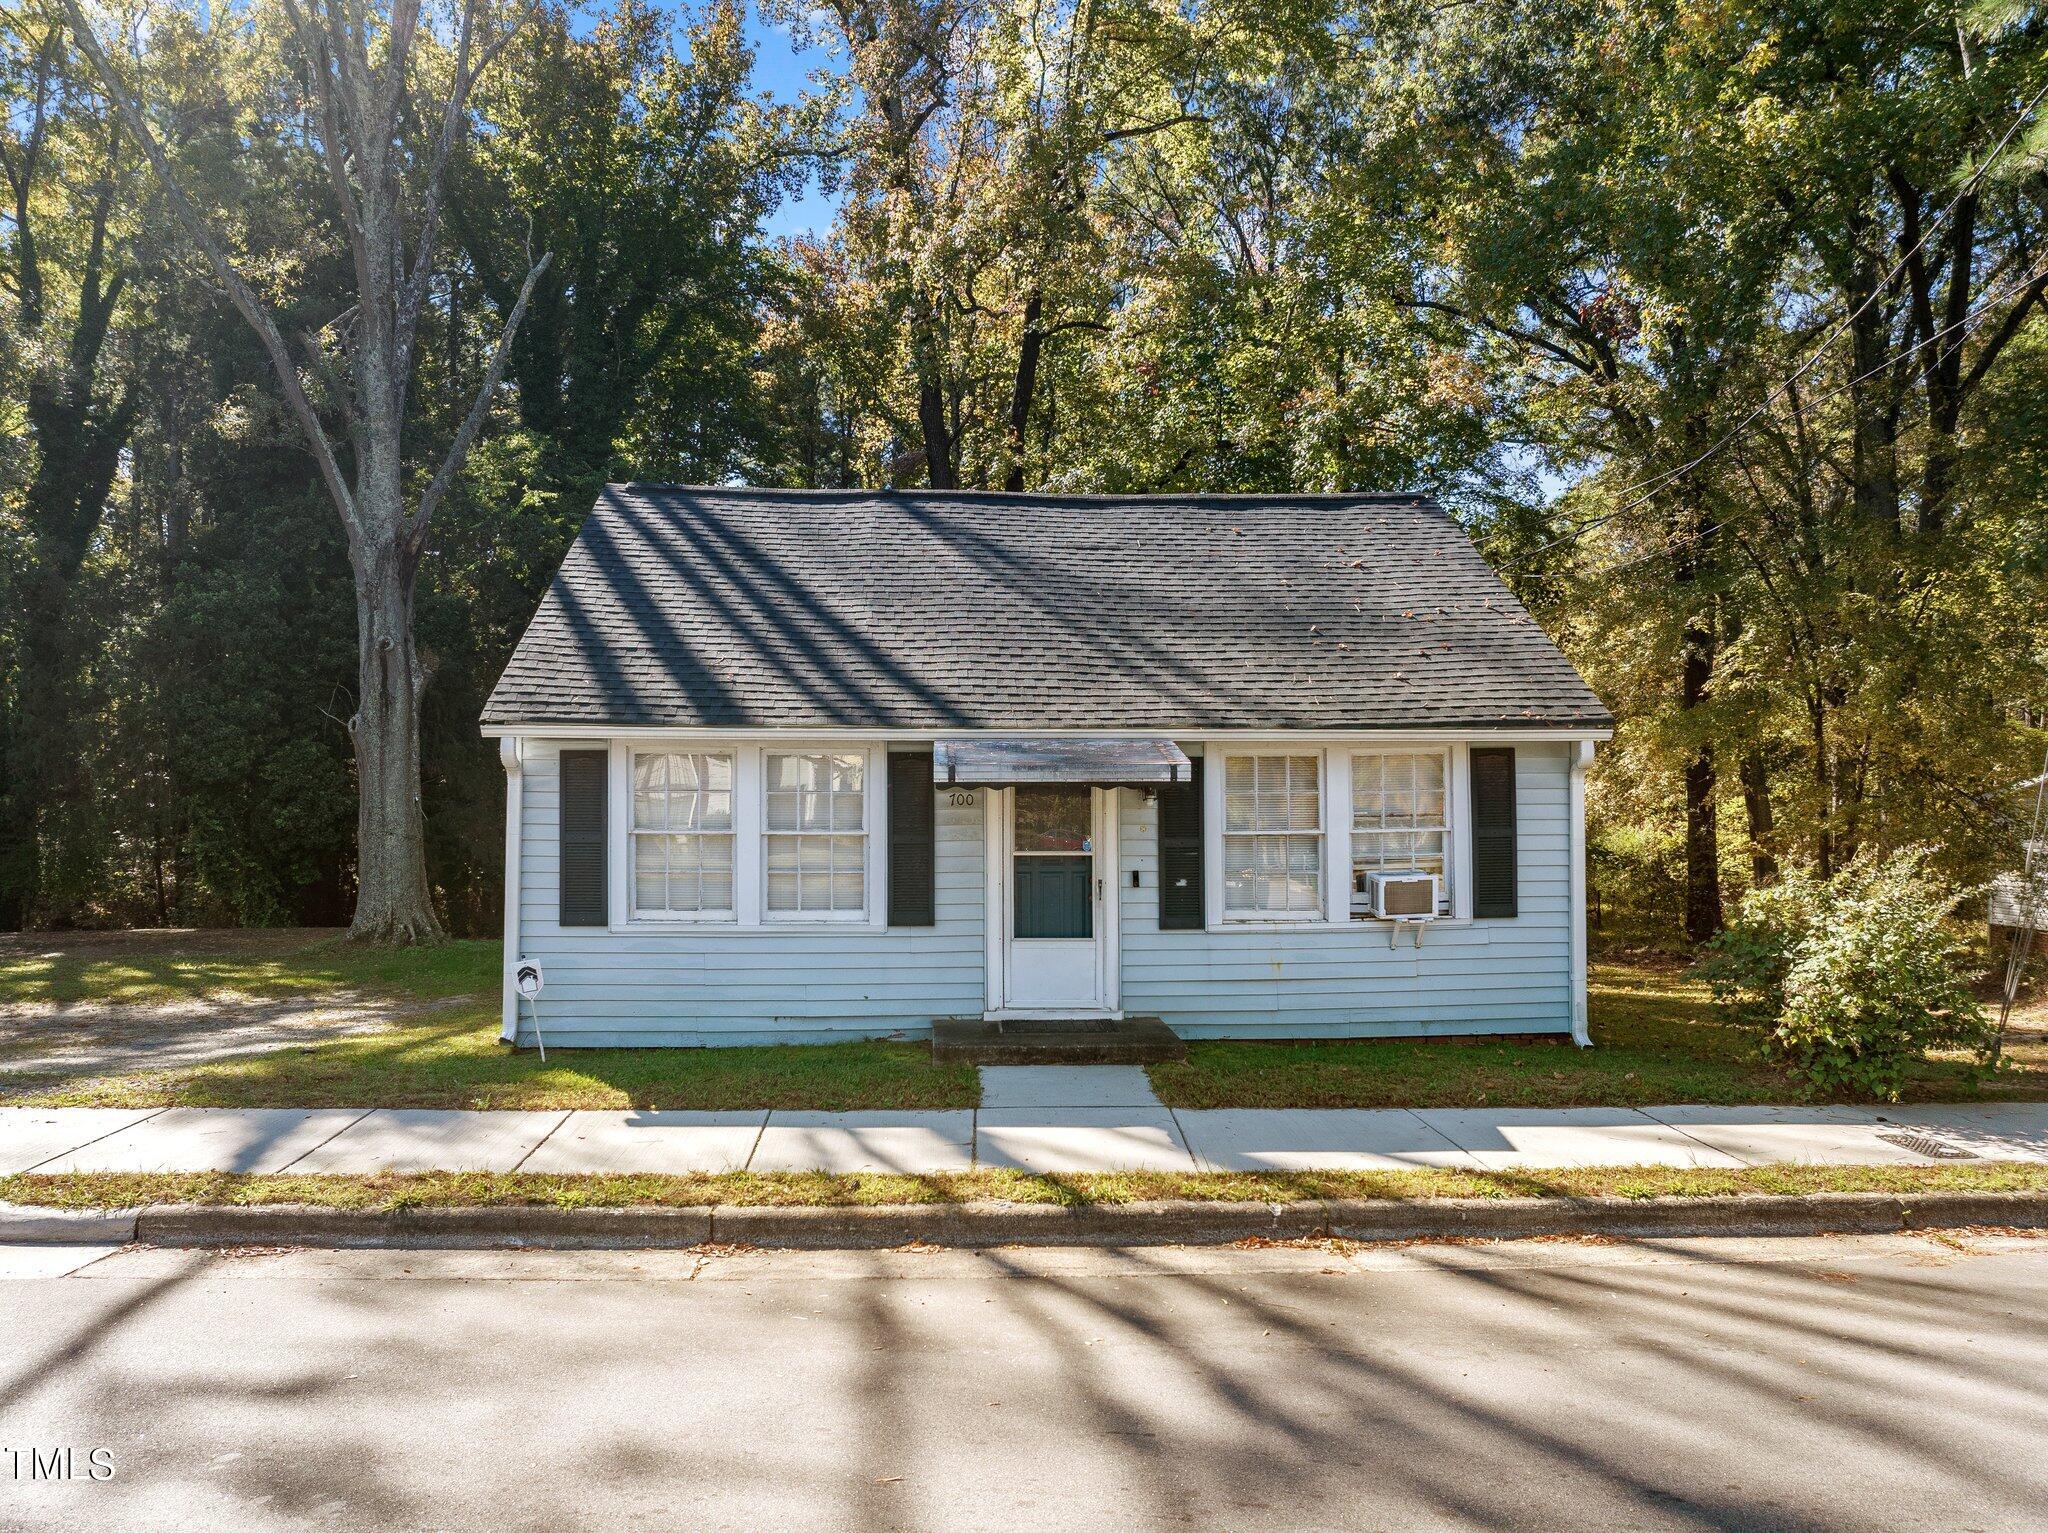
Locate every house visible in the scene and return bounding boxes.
[482,486,1614,1049]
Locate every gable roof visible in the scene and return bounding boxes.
[482,486,1611,732]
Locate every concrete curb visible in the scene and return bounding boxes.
[0,1206,139,1245]
[708,1198,1330,1249]
[0,1189,2025,1250]
[135,1203,714,1249]
[1314,1192,2040,1242]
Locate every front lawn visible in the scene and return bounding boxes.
[5,932,2039,1112]
[1145,958,2048,1109]
[0,928,977,1111]
[0,927,499,1007]
[4,1020,978,1111]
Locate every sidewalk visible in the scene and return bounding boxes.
[4,1067,2047,1177]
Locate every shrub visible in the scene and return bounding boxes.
[1704,848,1990,1100]
[1696,869,1830,1027]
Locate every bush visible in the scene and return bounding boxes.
[1696,870,1830,1027]
[1703,848,1991,1100]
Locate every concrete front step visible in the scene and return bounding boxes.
[932,1015,1187,1065]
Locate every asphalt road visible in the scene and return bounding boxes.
[1,1230,2045,1531]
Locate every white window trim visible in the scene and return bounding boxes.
[1198,739,1482,931]
[622,746,739,924]
[761,747,874,924]
[1214,748,1327,924]
[606,739,885,930]
[1348,745,1457,918]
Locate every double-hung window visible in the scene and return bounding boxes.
[631,751,735,918]
[1221,753,1322,917]
[1351,750,1451,915]
[764,751,867,918]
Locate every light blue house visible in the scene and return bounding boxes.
[483,487,1613,1049]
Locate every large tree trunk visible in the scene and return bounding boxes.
[1004,290,1045,493]
[347,530,442,942]
[343,301,445,943]
[918,377,957,489]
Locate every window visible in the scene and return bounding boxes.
[631,751,734,917]
[1222,754,1322,916]
[1352,750,1450,915]
[764,751,867,917]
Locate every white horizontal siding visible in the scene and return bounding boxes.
[1117,743,1575,1037]
[512,741,983,1045]
[506,737,1579,1045]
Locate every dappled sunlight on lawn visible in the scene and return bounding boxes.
[4,934,2041,1114]
[0,929,500,1009]
[1147,955,2048,1110]
[4,1006,979,1113]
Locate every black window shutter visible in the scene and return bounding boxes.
[558,749,609,927]
[1157,757,1205,931]
[1470,747,1519,919]
[887,750,936,927]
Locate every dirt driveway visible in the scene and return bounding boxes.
[0,929,474,1082]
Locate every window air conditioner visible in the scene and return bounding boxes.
[1368,870,1440,927]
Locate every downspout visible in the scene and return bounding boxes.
[500,736,524,1043]
[1569,738,1595,1046]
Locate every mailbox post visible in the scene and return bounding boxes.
[514,959,547,1061]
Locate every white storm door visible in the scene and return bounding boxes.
[1002,785,1105,1011]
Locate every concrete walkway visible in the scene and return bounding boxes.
[4,1067,2047,1177]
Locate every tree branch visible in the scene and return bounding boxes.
[399,0,532,378]
[406,250,551,545]
[56,0,360,533]
[1102,111,1206,145]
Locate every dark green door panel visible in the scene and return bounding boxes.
[1014,855,1093,939]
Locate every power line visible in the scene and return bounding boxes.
[1498,68,2048,573]
[1507,236,2048,584]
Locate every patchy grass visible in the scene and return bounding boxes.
[1147,957,2048,1109]
[6,934,2040,1113]
[6,1162,2047,1212]
[0,1024,979,1111]
[0,928,499,1008]
[0,928,976,1110]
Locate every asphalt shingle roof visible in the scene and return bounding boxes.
[482,486,1612,731]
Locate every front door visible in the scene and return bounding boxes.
[1002,784,1107,1012]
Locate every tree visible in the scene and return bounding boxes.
[449,0,792,501]
[59,0,550,940]
[0,20,139,926]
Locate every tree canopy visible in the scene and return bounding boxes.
[2,0,2043,942]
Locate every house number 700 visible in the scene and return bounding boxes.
[948,791,977,807]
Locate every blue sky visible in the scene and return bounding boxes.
[741,5,840,239]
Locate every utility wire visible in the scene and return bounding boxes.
[1499,68,2048,573]
[1511,242,2048,584]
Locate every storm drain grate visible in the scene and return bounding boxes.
[1876,1131,1979,1160]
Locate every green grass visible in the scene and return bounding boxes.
[0,928,499,1007]
[4,932,2040,1113]
[0,1023,979,1111]
[0,929,979,1110]
[1145,958,2048,1109]
[7,1161,2048,1212]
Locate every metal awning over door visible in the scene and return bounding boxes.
[933,737,1192,788]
